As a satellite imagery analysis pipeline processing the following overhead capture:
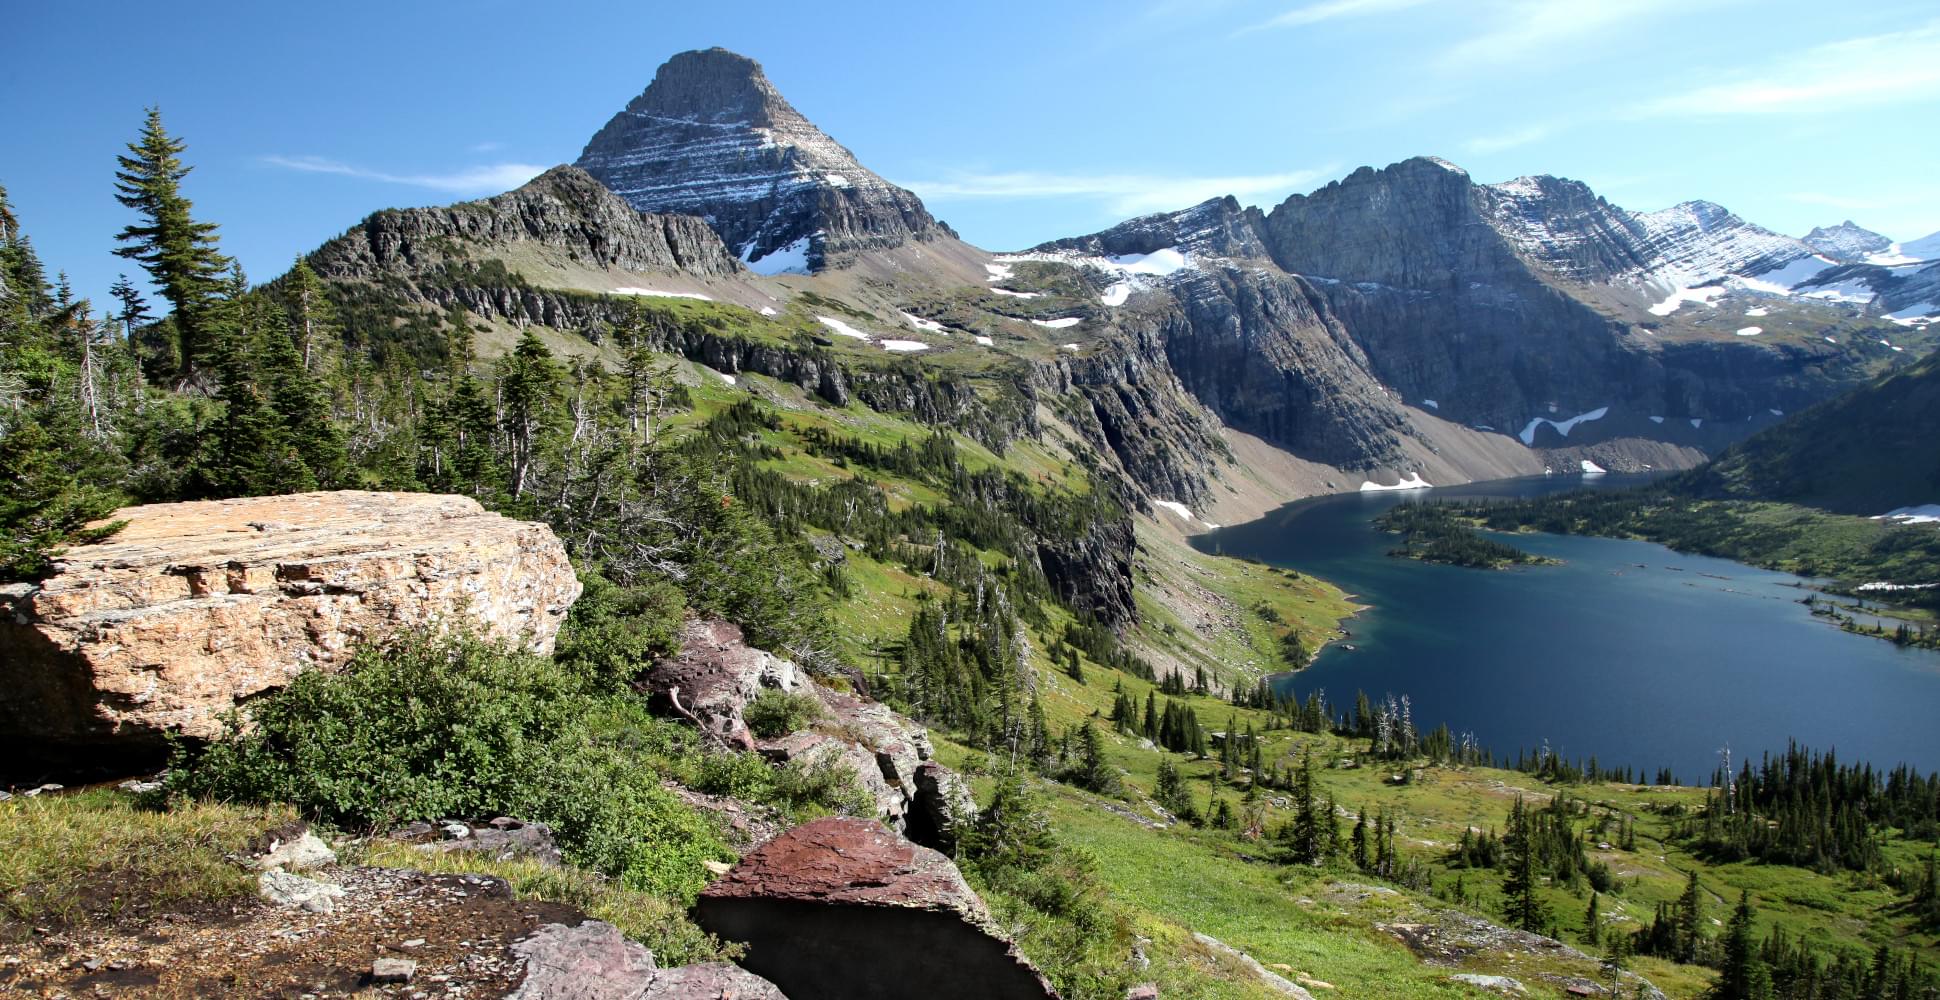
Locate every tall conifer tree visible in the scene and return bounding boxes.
[113,108,226,379]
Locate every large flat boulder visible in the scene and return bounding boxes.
[695,817,1058,1000]
[0,491,580,750]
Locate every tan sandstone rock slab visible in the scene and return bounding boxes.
[0,491,580,748]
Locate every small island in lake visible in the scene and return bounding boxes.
[1374,503,1559,569]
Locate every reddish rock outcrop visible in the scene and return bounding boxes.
[641,618,802,749]
[695,817,1058,1000]
[0,491,580,750]
[508,920,790,1000]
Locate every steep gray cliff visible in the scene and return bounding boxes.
[576,48,949,271]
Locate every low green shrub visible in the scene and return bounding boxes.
[167,635,733,900]
[743,687,826,739]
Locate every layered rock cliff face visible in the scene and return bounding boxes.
[0,492,580,751]
[309,165,740,282]
[576,48,949,271]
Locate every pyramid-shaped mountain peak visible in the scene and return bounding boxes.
[576,48,948,272]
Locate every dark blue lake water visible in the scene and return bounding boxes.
[1195,475,1940,782]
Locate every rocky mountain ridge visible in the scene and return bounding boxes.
[310,165,741,284]
[1804,220,1895,263]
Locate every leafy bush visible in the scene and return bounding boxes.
[769,754,875,818]
[554,570,685,689]
[743,687,826,739]
[167,635,733,900]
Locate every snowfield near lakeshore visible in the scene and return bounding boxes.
[1359,472,1433,492]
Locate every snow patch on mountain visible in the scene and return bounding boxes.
[1518,406,1609,445]
[1649,285,1727,315]
[996,247,1193,308]
[900,312,947,334]
[742,236,812,276]
[1360,472,1433,492]
[1893,231,1940,262]
[1875,504,1940,525]
[817,316,871,340]
[1031,317,1083,329]
[612,287,714,301]
[1731,254,1836,296]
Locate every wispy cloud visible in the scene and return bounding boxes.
[1462,125,1551,155]
[1239,0,1437,34]
[468,141,506,153]
[261,155,547,196]
[1635,20,1940,116]
[1435,0,1688,70]
[899,168,1335,217]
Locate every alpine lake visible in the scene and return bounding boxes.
[1195,474,1940,781]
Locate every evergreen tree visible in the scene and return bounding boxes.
[1674,870,1706,964]
[196,269,294,497]
[1710,891,1769,1000]
[258,299,345,487]
[1288,748,1322,865]
[1351,806,1371,870]
[1072,720,1119,795]
[497,330,560,502]
[1026,696,1052,773]
[279,256,334,371]
[0,421,125,579]
[1584,891,1603,948]
[113,108,227,379]
[1502,796,1549,933]
[108,274,151,336]
[1155,758,1193,819]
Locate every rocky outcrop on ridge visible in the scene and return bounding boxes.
[0,491,580,752]
[1804,221,1895,263]
[577,48,949,270]
[309,165,740,284]
[695,817,1059,1000]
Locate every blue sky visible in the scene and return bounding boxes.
[7,0,1939,308]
